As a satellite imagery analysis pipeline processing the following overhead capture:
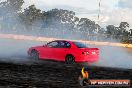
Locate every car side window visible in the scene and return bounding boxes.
[57,41,65,48]
[47,41,59,48]
[65,42,71,48]
[57,41,71,48]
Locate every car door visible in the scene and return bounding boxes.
[51,41,71,61]
[39,41,59,59]
[46,41,59,59]
[38,45,49,59]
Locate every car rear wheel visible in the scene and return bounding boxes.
[30,50,39,60]
[65,55,75,64]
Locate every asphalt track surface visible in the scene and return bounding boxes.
[0,38,132,88]
[0,59,132,88]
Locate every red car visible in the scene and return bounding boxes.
[28,40,99,63]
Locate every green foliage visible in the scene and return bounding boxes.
[0,0,132,43]
[106,22,132,43]
[0,0,24,30]
[19,5,44,26]
[77,18,99,34]
[0,0,24,14]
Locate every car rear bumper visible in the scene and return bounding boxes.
[75,55,99,63]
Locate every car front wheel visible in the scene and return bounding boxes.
[30,50,39,60]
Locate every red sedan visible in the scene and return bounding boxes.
[28,40,99,63]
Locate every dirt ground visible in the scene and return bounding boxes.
[0,59,131,88]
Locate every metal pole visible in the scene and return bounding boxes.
[97,0,101,33]
[96,0,101,41]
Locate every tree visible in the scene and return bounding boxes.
[44,8,78,29]
[119,22,129,35]
[0,0,24,30]
[77,18,97,34]
[130,29,132,36]
[0,0,103,38]
[106,25,119,38]
[0,0,24,15]
[119,22,129,30]
[7,0,24,12]
[19,5,44,27]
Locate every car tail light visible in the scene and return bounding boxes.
[82,51,89,55]
[92,51,96,55]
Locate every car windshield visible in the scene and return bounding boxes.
[74,42,88,48]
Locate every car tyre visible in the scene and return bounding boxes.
[30,50,39,60]
[65,55,75,64]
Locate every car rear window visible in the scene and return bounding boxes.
[74,42,88,48]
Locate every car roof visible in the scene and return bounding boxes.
[53,40,73,43]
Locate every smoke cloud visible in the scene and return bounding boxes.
[0,0,132,69]
[0,38,45,64]
[88,45,132,69]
